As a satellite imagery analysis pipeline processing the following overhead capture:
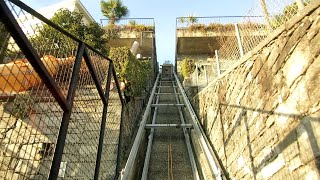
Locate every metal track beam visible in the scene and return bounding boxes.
[145,124,193,128]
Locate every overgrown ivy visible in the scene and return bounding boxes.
[108,47,151,96]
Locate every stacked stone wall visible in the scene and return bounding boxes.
[192,2,320,179]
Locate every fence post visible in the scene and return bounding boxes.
[296,0,305,10]
[234,23,244,57]
[204,66,208,86]
[94,63,113,180]
[196,63,199,86]
[49,43,85,179]
[215,50,221,76]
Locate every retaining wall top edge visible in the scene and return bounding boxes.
[195,1,320,97]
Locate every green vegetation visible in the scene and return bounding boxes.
[102,22,154,45]
[263,1,310,29]
[121,23,154,32]
[178,15,199,26]
[32,9,107,55]
[0,22,10,63]
[5,94,33,119]
[184,22,266,32]
[181,58,195,78]
[270,2,308,29]
[101,0,129,25]
[108,47,151,96]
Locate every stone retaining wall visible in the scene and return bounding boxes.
[192,2,320,179]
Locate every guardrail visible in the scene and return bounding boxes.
[0,0,125,179]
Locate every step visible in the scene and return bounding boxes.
[155,93,180,95]
[145,124,193,128]
[151,104,185,107]
[157,86,177,88]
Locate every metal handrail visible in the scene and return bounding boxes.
[0,0,125,179]
[121,73,160,179]
[174,72,226,180]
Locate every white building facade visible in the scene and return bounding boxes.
[18,0,95,36]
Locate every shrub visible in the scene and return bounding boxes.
[108,47,151,96]
[181,58,195,78]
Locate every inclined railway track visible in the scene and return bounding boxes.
[122,70,226,180]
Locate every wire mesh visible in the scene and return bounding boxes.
[100,72,122,179]
[87,48,110,89]
[176,0,314,90]
[6,1,78,99]
[60,61,103,179]
[0,25,63,179]
[1,0,124,179]
[249,0,312,28]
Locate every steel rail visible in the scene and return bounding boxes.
[141,80,161,180]
[122,73,160,179]
[174,72,226,180]
[172,81,200,180]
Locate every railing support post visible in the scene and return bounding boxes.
[296,0,305,10]
[94,63,113,180]
[215,50,221,76]
[234,23,244,57]
[49,43,85,179]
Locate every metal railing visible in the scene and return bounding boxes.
[0,0,125,179]
[176,0,313,89]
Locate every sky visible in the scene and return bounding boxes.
[23,0,256,65]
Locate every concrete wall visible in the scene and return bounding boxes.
[191,2,320,179]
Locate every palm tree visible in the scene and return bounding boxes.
[101,0,129,25]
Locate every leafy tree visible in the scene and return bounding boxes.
[32,9,107,55]
[84,22,107,54]
[101,0,129,25]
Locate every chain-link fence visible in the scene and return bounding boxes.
[176,0,314,90]
[0,0,125,179]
